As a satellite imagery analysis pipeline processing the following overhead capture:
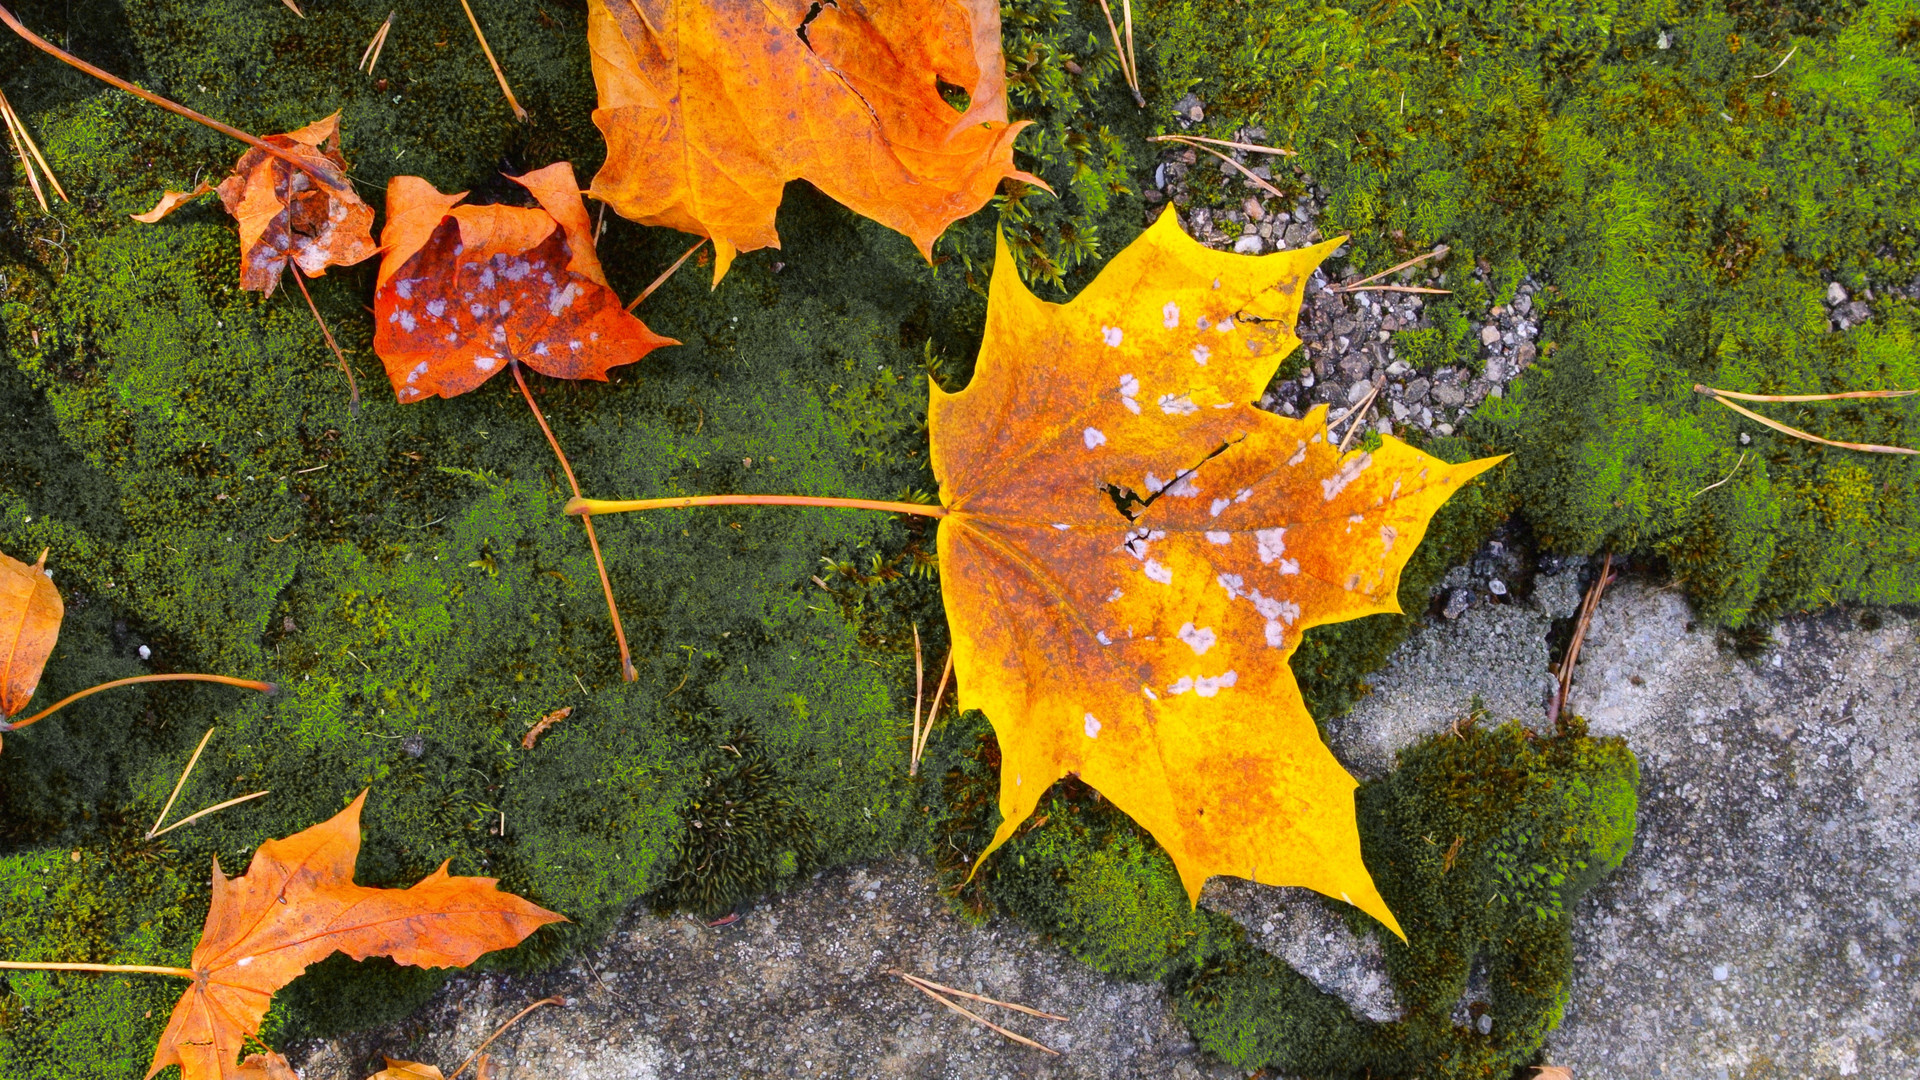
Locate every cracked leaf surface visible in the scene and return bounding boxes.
[930,211,1504,935]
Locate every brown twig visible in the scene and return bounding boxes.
[912,649,954,777]
[449,996,566,1080]
[291,269,361,417]
[890,970,1069,1021]
[459,0,528,122]
[149,790,271,838]
[1333,245,1451,293]
[1335,384,1382,452]
[1695,384,1918,455]
[511,361,637,681]
[627,238,706,310]
[148,726,216,838]
[0,4,341,187]
[1549,553,1614,723]
[892,974,1060,1054]
[3,674,275,733]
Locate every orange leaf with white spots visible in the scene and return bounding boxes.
[146,791,565,1080]
[372,162,677,403]
[0,546,61,720]
[198,113,377,295]
[931,212,1503,935]
[585,0,1043,283]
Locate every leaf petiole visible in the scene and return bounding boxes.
[565,494,947,518]
[0,960,195,980]
[4,674,276,734]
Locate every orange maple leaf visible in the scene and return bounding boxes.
[929,212,1504,936]
[133,113,377,296]
[372,162,678,403]
[145,791,565,1080]
[585,0,1043,282]
[0,546,61,719]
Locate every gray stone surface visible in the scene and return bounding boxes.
[1545,584,1920,1078]
[290,575,1920,1078]
[293,859,1236,1080]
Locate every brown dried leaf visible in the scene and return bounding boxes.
[130,181,215,223]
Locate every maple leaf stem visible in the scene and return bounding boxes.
[0,4,342,188]
[565,494,948,519]
[0,960,195,979]
[4,674,276,733]
[292,269,361,418]
[510,360,637,682]
[449,995,566,1080]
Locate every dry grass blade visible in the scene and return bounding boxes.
[911,649,953,777]
[627,238,707,310]
[292,270,361,417]
[1695,384,1919,456]
[1155,135,1286,201]
[460,0,528,122]
[1333,244,1450,293]
[911,623,925,768]
[1148,133,1296,157]
[1752,44,1796,78]
[149,726,216,838]
[511,361,637,681]
[891,970,1070,1021]
[895,976,1060,1054]
[149,790,271,838]
[1335,383,1381,452]
[1689,451,1747,499]
[449,996,565,1080]
[359,12,395,75]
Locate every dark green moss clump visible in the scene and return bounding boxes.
[934,711,1638,1078]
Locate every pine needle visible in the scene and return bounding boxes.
[1695,384,1919,456]
[1688,451,1747,499]
[626,238,706,310]
[292,270,361,417]
[912,650,953,777]
[1335,383,1382,452]
[148,727,216,839]
[149,790,270,838]
[460,0,527,122]
[359,12,395,75]
[891,970,1069,1021]
[1092,0,1142,106]
[1333,245,1450,293]
[0,87,64,207]
[892,973,1061,1054]
[1148,133,1296,157]
[1153,135,1287,201]
[449,997,565,1080]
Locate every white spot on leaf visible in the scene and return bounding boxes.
[1102,325,1123,347]
[1321,453,1372,501]
[1265,620,1286,647]
[1083,427,1107,449]
[1256,528,1287,564]
[1206,530,1232,545]
[1162,301,1180,328]
[1209,498,1231,518]
[1279,559,1300,575]
[1085,713,1102,738]
[1159,393,1198,416]
[1143,559,1173,585]
[1194,670,1238,696]
[1191,344,1211,366]
[1178,622,1217,655]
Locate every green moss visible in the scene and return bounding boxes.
[935,711,1638,1078]
[1144,0,1920,627]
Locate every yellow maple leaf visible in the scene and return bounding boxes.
[929,211,1504,936]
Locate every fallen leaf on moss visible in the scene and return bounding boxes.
[192,113,377,296]
[585,0,1042,282]
[372,162,677,402]
[929,210,1503,936]
[147,790,565,1080]
[130,181,214,223]
[0,547,61,718]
